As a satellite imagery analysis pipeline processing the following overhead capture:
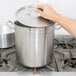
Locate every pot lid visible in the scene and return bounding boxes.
[0,21,15,34]
[16,6,54,28]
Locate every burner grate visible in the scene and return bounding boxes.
[64,58,76,68]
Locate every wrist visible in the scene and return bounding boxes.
[55,14,61,22]
[49,13,60,22]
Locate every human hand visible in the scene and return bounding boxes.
[36,4,58,21]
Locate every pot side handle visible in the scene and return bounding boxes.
[6,21,15,29]
[54,23,61,30]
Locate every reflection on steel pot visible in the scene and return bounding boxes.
[14,6,60,68]
[0,21,15,48]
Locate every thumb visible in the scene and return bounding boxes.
[35,9,43,15]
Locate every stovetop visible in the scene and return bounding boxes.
[0,35,76,72]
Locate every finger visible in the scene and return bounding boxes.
[35,9,43,15]
[36,4,44,9]
[36,7,43,11]
[36,3,49,8]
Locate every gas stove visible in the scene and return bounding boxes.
[0,35,76,72]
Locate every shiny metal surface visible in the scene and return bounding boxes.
[16,6,54,27]
[15,25,54,68]
[15,6,54,68]
[0,33,15,48]
[0,21,15,48]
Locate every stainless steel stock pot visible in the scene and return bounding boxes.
[0,21,15,48]
[14,6,60,68]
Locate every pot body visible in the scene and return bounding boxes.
[0,33,15,48]
[15,24,54,68]
[0,22,15,48]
